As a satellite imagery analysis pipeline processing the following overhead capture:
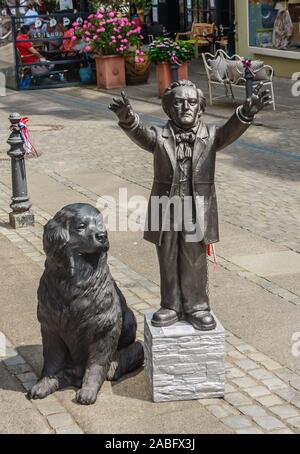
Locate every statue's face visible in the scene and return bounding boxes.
[168,86,201,129]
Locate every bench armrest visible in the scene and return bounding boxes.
[262,64,274,80]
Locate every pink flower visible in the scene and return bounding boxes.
[122,39,128,43]
[93,35,98,40]
[118,35,122,39]
[97,27,105,32]
[72,21,77,27]
[83,24,87,29]
[109,12,115,18]
[71,36,77,41]
[85,37,90,42]
[85,45,92,52]
[85,31,90,36]
[88,14,94,19]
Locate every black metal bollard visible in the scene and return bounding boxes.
[244,64,254,99]
[170,51,179,82]
[7,112,34,228]
[170,61,179,83]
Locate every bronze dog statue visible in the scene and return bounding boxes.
[28,203,144,405]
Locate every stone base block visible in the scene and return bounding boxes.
[9,211,34,229]
[144,311,225,403]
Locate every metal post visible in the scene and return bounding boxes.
[244,63,254,99]
[7,112,34,228]
[170,51,179,82]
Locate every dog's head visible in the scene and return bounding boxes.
[43,203,109,270]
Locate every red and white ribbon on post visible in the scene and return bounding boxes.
[207,243,217,272]
[18,116,39,158]
[242,59,256,78]
[169,51,182,66]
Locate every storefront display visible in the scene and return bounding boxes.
[248,0,300,54]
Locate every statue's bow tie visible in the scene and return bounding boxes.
[175,132,196,160]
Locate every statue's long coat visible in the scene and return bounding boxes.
[120,111,249,245]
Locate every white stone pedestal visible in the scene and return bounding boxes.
[144,311,225,402]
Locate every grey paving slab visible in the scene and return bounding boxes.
[0,363,51,434]
[33,398,66,416]
[238,405,268,418]
[287,416,300,429]
[253,415,286,431]
[47,413,75,430]
[225,392,252,406]
[220,415,252,430]
[269,405,299,420]
[229,251,300,277]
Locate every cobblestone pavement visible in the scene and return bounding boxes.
[0,86,299,434]
[0,179,300,434]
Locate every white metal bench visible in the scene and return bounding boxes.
[202,49,275,110]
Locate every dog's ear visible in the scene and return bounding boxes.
[43,210,70,268]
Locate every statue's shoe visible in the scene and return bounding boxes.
[151,308,180,327]
[186,311,216,331]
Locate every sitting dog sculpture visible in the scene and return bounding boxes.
[28,203,144,405]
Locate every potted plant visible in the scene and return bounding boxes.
[148,37,195,96]
[73,6,144,89]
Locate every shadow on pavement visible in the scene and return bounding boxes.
[1,345,150,403]
[111,367,151,402]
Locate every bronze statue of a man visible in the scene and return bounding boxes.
[109,80,271,331]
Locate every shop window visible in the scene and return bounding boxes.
[248,0,300,52]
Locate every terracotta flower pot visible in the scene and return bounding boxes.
[94,55,126,89]
[156,61,189,97]
[125,53,151,85]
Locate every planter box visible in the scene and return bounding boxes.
[156,61,189,97]
[94,55,126,89]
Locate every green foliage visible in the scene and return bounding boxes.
[135,0,152,11]
[87,1,151,14]
[148,37,195,64]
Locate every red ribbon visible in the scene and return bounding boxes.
[18,117,39,158]
[242,59,256,78]
[169,51,182,66]
[207,243,217,272]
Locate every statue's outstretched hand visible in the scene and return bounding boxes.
[109,91,135,125]
[241,82,272,119]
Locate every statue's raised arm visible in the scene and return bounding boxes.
[109,92,157,153]
[213,82,272,152]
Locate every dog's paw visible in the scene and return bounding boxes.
[76,387,98,405]
[27,377,58,400]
